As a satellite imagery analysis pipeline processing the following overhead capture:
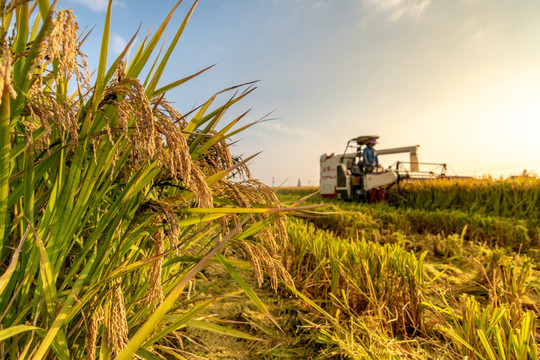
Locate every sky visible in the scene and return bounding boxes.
[57,0,540,186]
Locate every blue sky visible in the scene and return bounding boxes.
[58,0,540,185]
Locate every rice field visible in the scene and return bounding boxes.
[275,179,539,359]
[0,1,538,359]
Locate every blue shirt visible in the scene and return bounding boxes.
[363,146,378,166]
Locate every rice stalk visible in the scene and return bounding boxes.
[0,1,297,359]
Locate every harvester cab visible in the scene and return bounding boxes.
[320,136,446,202]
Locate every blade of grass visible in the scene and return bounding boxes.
[477,329,497,360]
[186,319,262,341]
[217,253,281,330]
[90,0,112,115]
[0,226,29,294]
[116,217,248,360]
[152,65,214,97]
[0,80,12,253]
[126,0,184,79]
[145,0,198,96]
[30,251,96,360]
[142,299,215,348]
[0,325,41,342]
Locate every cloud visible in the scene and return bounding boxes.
[71,0,126,12]
[313,1,330,9]
[264,122,322,143]
[112,33,127,55]
[364,0,431,21]
[272,0,329,9]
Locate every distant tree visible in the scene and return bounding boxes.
[298,178,302,187]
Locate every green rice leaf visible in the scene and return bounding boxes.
[152,65,214,97]
[0,66,12,254]
[116,219,246,360]
[91,0,112,115]
[217,253,280,329]
[0,227,29,294]
[187,319,262,341]
[477,329,497,360]
[135,348,164,360]
[143,299,215,348]
[126,0,184,78]
[0,325,42,342]
[145,1,198,96]
[30,252,96,360]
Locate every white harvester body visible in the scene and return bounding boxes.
[319,136,405,201]
[320,136,447,201]
[364,171,398,191]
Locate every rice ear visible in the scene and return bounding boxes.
[107,278,129,358]
[0,44,16,106]
[236,240,294,291]
[147,230,165,309]
[87,304,104,360]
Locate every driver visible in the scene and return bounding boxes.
[363,138,379,172]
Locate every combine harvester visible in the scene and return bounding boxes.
[320,135,447,202]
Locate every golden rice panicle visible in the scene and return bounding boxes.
[87,305,104,360]
[151,98,193,184]
[0,42,16,104]
[190,164,213,208]
[144,200,180,248]
[241,179,289,249]
[232,154,252,179]
[237,240,264,287]
[212,182,248,236]
[100,72,216,207]
[276,257,295,290]
[97,63,151,154]
[147,230,165,309]
[154,98,188,128]
[152,101,192,184]
[32,9,84,85]
[105,66,156,163]
[20,9,86,151]
[50,10,79,80]
[161,205,180,248]
[107,279,129,358]
[219,213,241,237]
[215,180,252,208]
[215,178,288,252]
[214,137,234,170]
[25,89,79,150]
[248,179,289,247]
[213,179,288,251]
[237,240,294,291]
[254,226,279,257]
[199,135,234,174]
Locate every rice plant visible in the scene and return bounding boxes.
[285,217,426,338]
[395,177,540,219]
[279,187,539,359]
[432,295,539,360]
[0,1,294,359]
[306,202,537,251]
[472,250,537,306]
